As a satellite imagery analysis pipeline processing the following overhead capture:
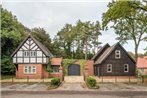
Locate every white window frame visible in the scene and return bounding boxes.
[24,66,36,74]
[124,64,129,72]
[30,51,36,57]
[24,51,29,57]
[107,64,112,72]
[24,51,36,57]
[115,50,121,59]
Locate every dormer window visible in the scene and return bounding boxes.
[115,50,121,59]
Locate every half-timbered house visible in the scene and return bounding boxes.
[91,43,136,76]
[11,34,53,78]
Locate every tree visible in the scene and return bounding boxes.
[1,7,27,75]
[55,20,102,59]
[31,27,52,52]
[102,0,147,61]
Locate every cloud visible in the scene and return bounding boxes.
[2,1,146,53]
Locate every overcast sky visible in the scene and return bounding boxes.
[2,0,146,53]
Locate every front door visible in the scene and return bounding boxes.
[94,65,100,76]
[68,64,80,76]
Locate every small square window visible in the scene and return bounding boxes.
[51,66,59,73]
[124,64,129,72]
[115,50,121,59]
[107,64,112,72]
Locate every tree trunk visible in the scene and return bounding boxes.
[134,45,139,62]
[85,39,87,60]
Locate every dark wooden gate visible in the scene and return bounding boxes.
[68,64,80,76]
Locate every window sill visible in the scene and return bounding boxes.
[51,72,59,74]
[24,73,36,75]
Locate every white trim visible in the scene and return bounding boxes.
[107,64,112,72]
[124,64,129,72]
[115,50,121,59]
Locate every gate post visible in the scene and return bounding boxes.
[84,64,89,81]
[59,66,63,82]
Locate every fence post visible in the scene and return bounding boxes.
[142,76,144,83]
[59,66,63,82]
[115,76,117,83]
[27,76,29,83]
[129,76,130,83]
[102,74,103,83]
[12,76,14,83]
[42,76,44,83]
[84,64,89,82]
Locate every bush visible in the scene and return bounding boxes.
[51,77,60,86]
[1,56,16,75]
[87,76,96,88]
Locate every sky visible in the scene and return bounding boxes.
[2,0,147,54]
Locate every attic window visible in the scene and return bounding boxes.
[115,50,121,59]
[24,51,36,57]
[124,64,129,72]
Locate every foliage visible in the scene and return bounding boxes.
[62,59,77,75]
[87,76,97,88]
[1,75,15,80]
[55,20,102,59]
[1,7,26,56]
[1,56,16,75]
[62,59,87,75]
[45,59,53,74]
[51,77,60,86]
[31,27,52,52]
[102,0,147,61]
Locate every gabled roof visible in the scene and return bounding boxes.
[137,56,147,68]
[94,42,135,64]
[51,58,62,65]
[11,34,53,57]
[91,43,110,61]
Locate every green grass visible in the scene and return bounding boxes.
[1,75,15,80]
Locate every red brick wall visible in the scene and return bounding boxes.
[16,64,49,79]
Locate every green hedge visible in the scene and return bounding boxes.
[87,76,97,88]
[51,77,60,86]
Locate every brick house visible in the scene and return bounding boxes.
[87,43,136,77]
[11,35,62,79]
[137,56,147,75]
[50,58,63,77]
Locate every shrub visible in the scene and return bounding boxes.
[87,76,96,87]
[51,77,60,86]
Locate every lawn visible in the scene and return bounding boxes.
[1,75,15,80]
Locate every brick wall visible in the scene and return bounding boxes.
[16,64,48,79]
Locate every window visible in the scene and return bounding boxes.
[24,51,36,57]
[115,50,121,59]
[124,64,129,72]
[24,66,36,74]
[30,51,36,57]
[51,66,59,73]
[107,64,112,72]
[24,51,29,57]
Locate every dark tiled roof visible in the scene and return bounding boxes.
[11,34,53,57]
[91,43,110,61]
[94,43,117,64]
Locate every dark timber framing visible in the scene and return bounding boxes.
[92,42,136,76]
[11,34,53,64]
